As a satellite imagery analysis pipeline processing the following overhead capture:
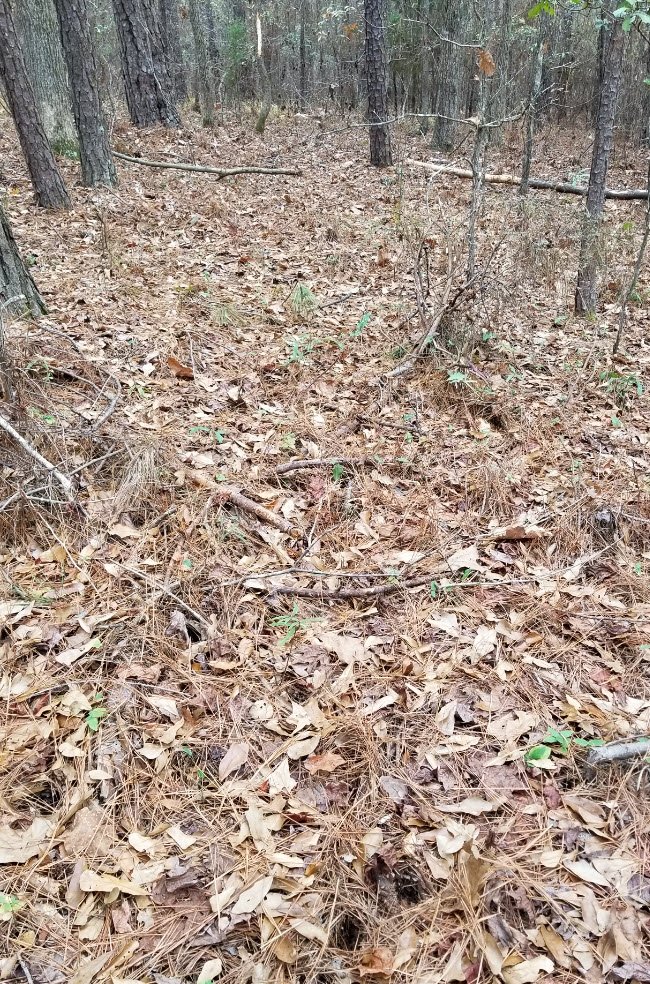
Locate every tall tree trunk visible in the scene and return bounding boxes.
[575,16,625,315]
[188,0,215,125]
[14,0,76,152]
[201,0,221,96]
[52,0,117,187]
[0,202,45,316]
[0,0,70,209]
[160,0,187,102]
[299,0,307,110]
[434,0,462,151]
[520,35,544,196]
[364,0,392,167]
[111,0,181,127]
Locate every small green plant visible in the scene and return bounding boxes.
[447,369,470,387]
[525,727,604,767]
[351,312,371,338]
[290,282,317,317]
[85,694,107,733]
[28,407,57,426]
[270,603,320,646]
[331,463,345,482]
[25,356,54,381]
[0,893,22,919]
[391,344,407,360]
[286,334,319,364]
[188,425,224,443]
[280,432,297,451]
[599,368,643,404]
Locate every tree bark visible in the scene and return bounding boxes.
[0,201,46,316]
[111,0,181,127]
[159,0,187,102]
[14,0,77,152]
[520,35,544,196]
[188,0,215,125]
[52,0,117,187]
[434,0,462,151]
[364,0,391,167]
[575,15,625,315]
[0,0,71,209]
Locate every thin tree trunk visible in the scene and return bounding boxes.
[434,0,462,151]
[52,0,117,187]
[520,36,544,196]
[188,0,215,125]
[159,0,187,102]
[0,0,70,209]
[364,0,392,167]
[575,16,625,315]
[201,0,221,97]
[14,0,76,152]
[0,201,46,316]
[111,0,181,127]
[299,0,307,110]
[613,161,650,353]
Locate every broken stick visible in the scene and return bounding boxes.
[587,736,650,767]
[0,412,74,501]
[113,151,302,180]
[277,457,374,475]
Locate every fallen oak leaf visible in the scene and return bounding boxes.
[167,355,194,380]
[304,751,346,774]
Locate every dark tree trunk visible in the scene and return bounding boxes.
[0,201,45,316]
[0,0,70,209]
[575,16,625,315]
[201,0,220,94]
[111,0,181,127]
[188,0,215,125]
[299,0,307,110]
[160,0,187,102]
[14,0,76,152]
[364,0,391,167]
[52,0,117,187]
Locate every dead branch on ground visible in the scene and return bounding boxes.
[0,413,75,502]
[587,736,650,766]
[277,457,375,475]
[407,159,649,200]
[113,151,302,180]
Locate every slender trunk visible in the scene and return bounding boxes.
[520,36,544,196]
[467,75,489,280]
[159,0,187,102]
[52,0,117,187]
[434,0,462,151]
[575,16,625,315]
[111,0,181,127]
[202,0,221,97]
[0,202,46,316]
[613,161,650,353]
[364,0,392,167]
[0,0,70,209]
[188,0,215,125]
[299,0,307,110]
[14,0,76,152]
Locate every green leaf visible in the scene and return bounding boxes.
[573,737,605,748]
[543,727,573,752]
[611,415,622,428]
[525,744,552,764]
[86,707,108,733]
[447,369,468,385]
[331,463,345,482]
[430,581,438,599]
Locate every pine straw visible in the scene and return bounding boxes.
[0,116,649,983]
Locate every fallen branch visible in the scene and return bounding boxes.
[587,736,650,766]
[272,573,437,600]
[113,151,302,180]
[407,160,649,200]
[0,413,74,501]
[277,457,374,475]
[220,487,296,534]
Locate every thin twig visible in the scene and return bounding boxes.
[277,457,375,475]
[118,564,210,630]
[0,413,74,501]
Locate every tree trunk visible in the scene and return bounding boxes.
[201,0,221,97]
[52,0,117,187]
[14,0,76,153]
[575,16,625,315]
[0,201,46,316]
[434,0,462,151]
[160,0,187,102]
[111,0,181,127]
[188,0,215,125]
[299,0,307,110]
[364,0,391,167]
[0,0,71,209]
[520,35,544,196]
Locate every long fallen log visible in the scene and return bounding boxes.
[113,151,301,180]
[407,159,649,200]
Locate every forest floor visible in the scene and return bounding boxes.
[1,110,650,984]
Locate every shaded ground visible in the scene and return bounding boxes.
[1,111,649,984]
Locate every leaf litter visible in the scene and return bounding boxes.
[0,114,649,983]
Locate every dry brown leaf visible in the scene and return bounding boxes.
[78,870,149,896]
[231,874,274,914]
[219,741,250,780]
[304,751,346,774]
[167,355,194,379]
[0,817,54,863]
[564,859,611,887]
[357,946,395,978]
[197,958,223,983]
[502,956,554,984]
[477,48,496,76]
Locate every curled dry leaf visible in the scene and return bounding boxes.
[197,958,223,983]
[0,817,54,863]
[167,355,194,380]
[231,874,274,914]
[78,870,149,896]
[218,741,250,780]
[502,956,554,984]
[304,751,346,774]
